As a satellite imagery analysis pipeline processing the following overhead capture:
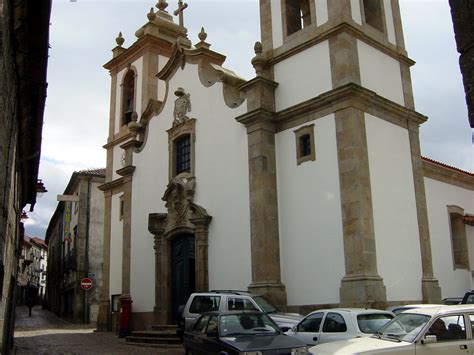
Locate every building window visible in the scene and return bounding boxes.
[176,135,191,175]
[119,194,124,221]
[285,0,311,35]
[294,124,315,165]
[121,69,135,126]
[448,205,469,270]
[363,0,384,32]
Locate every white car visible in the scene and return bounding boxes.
[285,308,394,346]
[309,304,474,354]
[386,303,441,315]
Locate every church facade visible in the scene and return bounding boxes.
[97,0,474,330]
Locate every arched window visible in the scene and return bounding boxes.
[175,135,191,175]
[121,70,135,126]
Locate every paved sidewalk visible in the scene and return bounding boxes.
[13,306,184,354]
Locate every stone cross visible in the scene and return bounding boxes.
[173,0,188,29]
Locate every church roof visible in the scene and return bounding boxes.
[77,168,106,176]
[422,156,473,176]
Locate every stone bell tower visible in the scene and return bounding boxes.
[248,0,441,307]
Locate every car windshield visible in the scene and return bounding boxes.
[219,313,280,337]
[252,296,277,313]
[357,313,394,334]
[374,313,431,343]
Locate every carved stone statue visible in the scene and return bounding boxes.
[173,87,191,125]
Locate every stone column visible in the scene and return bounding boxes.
[149,213,169,324]
[237,76,287,310]
[408,122,441,303]
[336,108,387,308]
[97,189,112,331]
[191,216,212,292]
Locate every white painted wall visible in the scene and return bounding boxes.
[351,0,362,25]
[271,0,283,49]
[358,40,404,106]
[112,145,122,181]
[365,115,422,302]
[129,63,251,313]
[109,194,123,298]
[276,115,345,306]
[157,55,168,102]
[315,0,328,26]
[383,0,396,45]
[424,177,474,298]
[115,69,126,134]
[274,41,332,111]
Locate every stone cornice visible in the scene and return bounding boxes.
[422,158,474,191]
[238,76,279,92]
[275,84,427,132]
[98,177,125,192]
[116,165,136,177]
[104,34,174,73]
[269,22,414,67]
[103,129,133,149]
[235,108,276,127]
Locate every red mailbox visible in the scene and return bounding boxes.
[118,294,133,338]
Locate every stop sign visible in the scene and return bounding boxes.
[80,277,93,290]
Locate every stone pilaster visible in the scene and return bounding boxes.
[96,190,112,331]
[237,76,287,311]
[408,122,441,303]
[335,108,387,308]
[140,50,159,116]
[259,0,274,55]
[190,217,212,293]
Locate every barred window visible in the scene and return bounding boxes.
[176,135,191,175]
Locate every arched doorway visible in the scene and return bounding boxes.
[171,234,195,321]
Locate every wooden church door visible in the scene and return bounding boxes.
[171,234,195,322]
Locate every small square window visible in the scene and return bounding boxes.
[294,124,315,165]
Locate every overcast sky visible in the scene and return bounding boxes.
[24,0,473,239]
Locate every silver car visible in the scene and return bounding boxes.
[177,290,303,338]
[286,308,394,346]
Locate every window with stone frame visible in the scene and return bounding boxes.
[121,69,135,126]
[363,0,384,32]
[175,135,191,175]
[285,0,311,35]
[294,124,315,165]
[168,118,196,179]
[448,205,469,270]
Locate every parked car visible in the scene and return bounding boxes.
[285,308,394,346]
[461,290,474,304]
[443,297,462,305]
[385,303,441,315]
[183,311,308,355]
[308,304,474,354]
[177,290,303,339]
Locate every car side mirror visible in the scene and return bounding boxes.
[207,330,218,338]
[421,335,437,344]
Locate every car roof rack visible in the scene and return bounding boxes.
[209,290,250,295]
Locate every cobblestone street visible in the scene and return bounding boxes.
[13,306,184,354]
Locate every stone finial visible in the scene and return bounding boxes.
[147,7,156,21]
[198,27,207,43]
[116,32,125,47]
[156,0,169,12]
[251,41,266,76]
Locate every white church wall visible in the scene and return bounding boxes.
[270,0,284,49]
[114,68,126,135]
[133,57,144,116]
[351,0,362,25]
[315,0,328,26]
[357,40,404,106]
[365,115,423,302]
[157,55,168,102]
[127,63,251,313]
[383,0,396,45]
[110,194,123,298]
[274,41,332,112]
[112,145,122,181]
[276,115,345,306]
[424,177,474,298]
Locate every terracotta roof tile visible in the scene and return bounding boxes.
[422,156,473,176]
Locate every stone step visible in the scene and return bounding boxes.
[130,330,178,338]
[151,324,178,331]
[125,335,182,345]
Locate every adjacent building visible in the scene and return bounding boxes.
[17,237,48,306]
[97,0,473,333]
[45,169,105,324]
[0,0,51,352]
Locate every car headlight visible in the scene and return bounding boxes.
[291,346,309,354]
